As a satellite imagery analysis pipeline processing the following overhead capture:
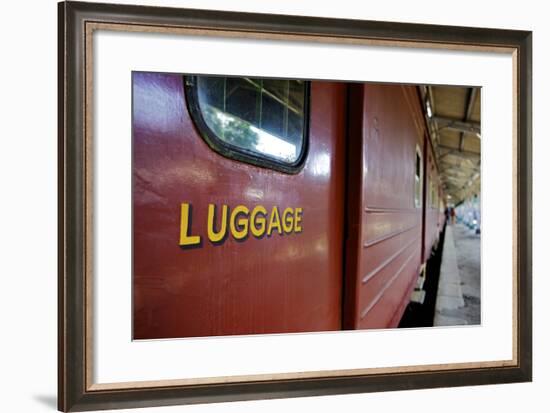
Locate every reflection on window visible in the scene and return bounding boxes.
[194,76,307,164]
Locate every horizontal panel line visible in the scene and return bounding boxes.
[364,206,420,213]
[363,223,419,248]
[362,235,420,284]
[360,248,418,320]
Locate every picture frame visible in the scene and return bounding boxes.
[58,1,532,411]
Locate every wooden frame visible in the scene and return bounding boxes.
[58,1,532,411]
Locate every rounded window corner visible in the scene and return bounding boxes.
[183,75,310,175]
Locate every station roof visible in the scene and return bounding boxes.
[420,85,481,205]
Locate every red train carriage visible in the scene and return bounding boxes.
[424,133,443,260]
[132,72,445,339]
[343,84,426,329]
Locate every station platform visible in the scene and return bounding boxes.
[434,223,481,326]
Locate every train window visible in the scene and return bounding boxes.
[414,146,423,208]
[184,75,309,173]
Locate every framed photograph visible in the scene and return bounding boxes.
[58,1,532,411]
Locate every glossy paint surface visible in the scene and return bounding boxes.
[132,73,346,339]
[344,84,426,329]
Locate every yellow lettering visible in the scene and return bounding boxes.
[282,207,294,234]
[250,205,267,238]
[179,203,201,246]
[294,207,303,233]
[230,205,249,240]
[267,206,282,236]
[207,204,228,243]
[179,203,302,247]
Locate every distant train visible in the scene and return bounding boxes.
[132,72,445,339]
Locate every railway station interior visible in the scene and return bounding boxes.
[401,85,481,327]
[132,73,482,338]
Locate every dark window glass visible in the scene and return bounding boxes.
[193,76,307,165]
[415,148,422,208]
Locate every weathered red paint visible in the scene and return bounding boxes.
[133,73,446,339]
[343,84,426,330]
[423,138,441,260]
[132,72,347,339]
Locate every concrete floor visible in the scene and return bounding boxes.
[434,223,481,326]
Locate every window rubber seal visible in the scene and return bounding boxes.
[183,75,310,175]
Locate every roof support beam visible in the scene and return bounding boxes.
[438,144,481,159]
[459,87,479,152]
[424,85,441,149]
[465,88,478,120]
[433,116,480,135]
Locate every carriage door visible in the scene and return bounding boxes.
[132,73,347,339]
[343,83,425,330]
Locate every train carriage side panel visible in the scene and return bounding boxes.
[344,84,426,329]
[132,73,347,339]
[423,135,442,260]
